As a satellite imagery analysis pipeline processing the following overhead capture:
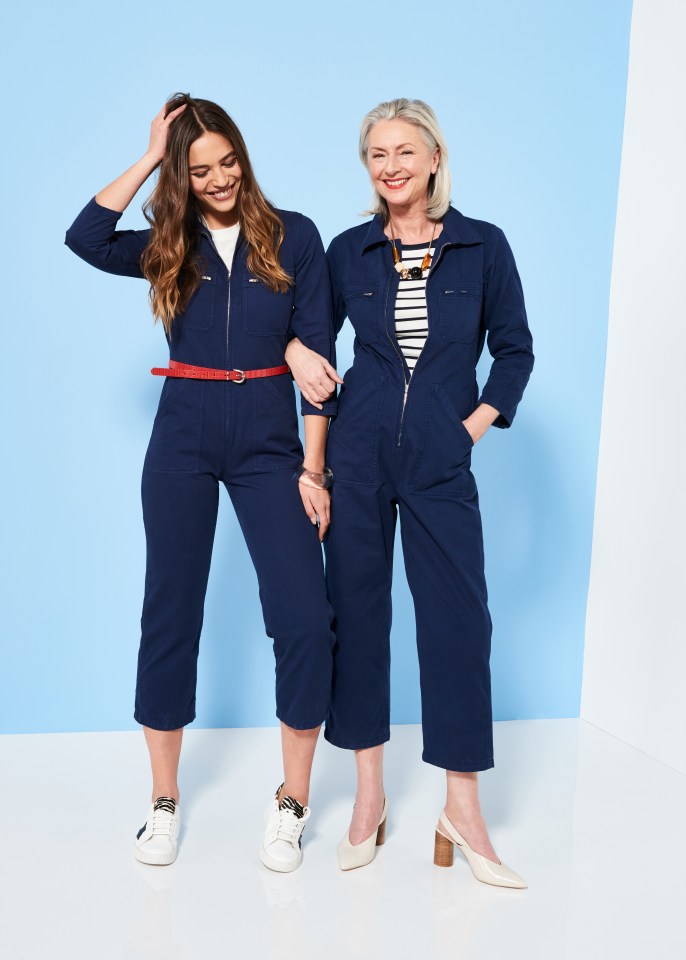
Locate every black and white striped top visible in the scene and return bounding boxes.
[394,242,435,375]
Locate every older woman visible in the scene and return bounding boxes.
[287,98,534,886]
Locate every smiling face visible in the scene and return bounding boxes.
[188,131,243,228]
[366,118,440,218]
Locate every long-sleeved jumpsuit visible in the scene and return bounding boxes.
[323,206,534,770]
[65,197,337,730]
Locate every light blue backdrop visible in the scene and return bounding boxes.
[0,0,632,733]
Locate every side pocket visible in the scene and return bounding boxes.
[410,383,476,498]
[254,377,302,470]
[327,370,387,483]
[143,379,205,474]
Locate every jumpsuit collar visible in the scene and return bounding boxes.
[196,211,245,271]
[361,204,484,253]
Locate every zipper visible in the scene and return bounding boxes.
[226,268,235,370]
[225,240,244,366]
[391,239,454,447]
[200,225,240,368]
[382,251,411,446]
[383,268,408,375]
[397,382,410,445]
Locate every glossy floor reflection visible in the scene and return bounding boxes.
[1,719,684,959]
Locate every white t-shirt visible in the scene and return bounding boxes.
[209,222,240,273]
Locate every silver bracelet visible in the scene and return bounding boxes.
[297,464,334,489]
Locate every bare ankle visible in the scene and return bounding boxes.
[152,789,179,803]
[280,783,308,807]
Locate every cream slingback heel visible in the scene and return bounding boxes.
[434,811,527,888]
[337,798,388,871]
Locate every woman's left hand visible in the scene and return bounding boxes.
[298,482,331,542]
[462,420,480,444]
[463,403,501,444]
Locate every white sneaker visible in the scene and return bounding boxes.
[259,785,310,873]
[133,797,180,865]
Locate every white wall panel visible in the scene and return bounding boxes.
[582,0,686,773]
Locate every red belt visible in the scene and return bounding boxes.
[151,359,290,384]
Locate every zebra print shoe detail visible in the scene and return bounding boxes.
[134,796,180,865]
[259,784,311,873]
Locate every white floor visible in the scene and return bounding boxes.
[2,719,684,960]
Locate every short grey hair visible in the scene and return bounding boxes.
[359,98,452,222]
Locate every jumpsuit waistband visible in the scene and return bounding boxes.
[151,359,291,384]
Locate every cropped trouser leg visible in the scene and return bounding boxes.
[399,490,494,772]
[325,481,493,771]
[135,471,219,730]
[324,481,398,749]
[135,468,334,732]
[226,469,335,729]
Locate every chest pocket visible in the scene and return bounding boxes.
[342,282,380,345]
[243,277,294,336]
[177,272,216,332]
[438,280,483,343]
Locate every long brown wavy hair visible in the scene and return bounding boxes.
[141,93,291,333]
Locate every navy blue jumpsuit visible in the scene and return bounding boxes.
[65,198,336,731]
[323,207,534,771]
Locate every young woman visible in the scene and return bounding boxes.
[287,98,534,886]
[65,94,337,872]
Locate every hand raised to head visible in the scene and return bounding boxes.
[147,102,187,166]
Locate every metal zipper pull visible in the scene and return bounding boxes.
[397,379,410,446]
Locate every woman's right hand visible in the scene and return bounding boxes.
[94,102,187,214]
[146,102,187,166]
[286,338,343,409]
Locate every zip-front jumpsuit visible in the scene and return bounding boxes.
[65,197,337,731]
[324,206,534,771]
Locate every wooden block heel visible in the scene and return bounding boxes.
[434,830,454,867]
[436,812,528,888]
[375,816,386,846]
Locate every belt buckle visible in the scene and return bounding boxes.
[230,369,246,384]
